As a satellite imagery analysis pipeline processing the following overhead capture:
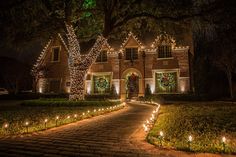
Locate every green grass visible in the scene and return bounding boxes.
[0,99,123,136]
[147,102,236,154]
[21,98,121,107]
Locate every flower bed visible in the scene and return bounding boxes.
[147,102,236,154]
[0,99,124,136]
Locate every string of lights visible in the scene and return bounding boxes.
[65,24,107,100]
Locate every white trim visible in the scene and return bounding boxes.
[156,57,174,60]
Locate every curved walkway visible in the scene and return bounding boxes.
[0,102,234,157]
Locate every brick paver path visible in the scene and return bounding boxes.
[0,102,233,157]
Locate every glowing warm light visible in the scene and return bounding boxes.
[222,136,226,143]
[65,23,107,101]
[94,109,96,112]
[56,116,59,120]
[67,116,70,119]
[44,119,48,123]
[39,87,43,93]
[25,122,29,126]
[87,110,90,113]
[188,135,193,142]
[83,113,85,116]
[160,131,164,137]
[4,123,8,128]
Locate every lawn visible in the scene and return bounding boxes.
[0,99,123,136]
[147,102,236,154]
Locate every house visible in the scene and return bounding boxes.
[32,32,193,99]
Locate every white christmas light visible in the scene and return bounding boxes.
[65,23,107,101]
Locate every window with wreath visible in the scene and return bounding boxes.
[96,50,107,62]
[155,72,177,93]
[157,45,172,58]
[51,47,60,62]
[93,75,110,94]
[125,48,138,60]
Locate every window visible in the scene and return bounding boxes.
[157,45,172,58]
[52,47,60,62]
[96,50,107,62]
[125,48,138,60]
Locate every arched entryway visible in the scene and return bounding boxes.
[121,68,143,99]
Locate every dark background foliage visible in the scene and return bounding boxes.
[0,0,235,98]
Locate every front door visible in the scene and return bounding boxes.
[126,73,139,98]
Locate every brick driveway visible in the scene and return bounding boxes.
[0,102,159,157]
[0,102,233,157]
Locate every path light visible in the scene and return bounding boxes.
[44,119,48,129]
[98,109,101,111]
[222,136,226,152]
[160,131,164,137]
[159,131,164,146]
[56,116,59,126]
[82,112,85,116]
[188,135,193,142]
[94,109,96,112]
[67,116,70,119]
[222,136,226,143]
[74,114,77,118]
[87,110,90,113]
[188,135,193,150]
[4,123,8,129]
[25,121,29,133]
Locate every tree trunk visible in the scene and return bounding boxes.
[69,67,87,101]
[226,69,234,100]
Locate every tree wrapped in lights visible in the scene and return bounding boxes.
[65,24,106,101]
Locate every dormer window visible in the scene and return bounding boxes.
[157,45,172,58]
[96,50,107,62]
[51,47,60,62]
[125,48,138,60]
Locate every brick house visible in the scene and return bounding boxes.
[32,32,193,99]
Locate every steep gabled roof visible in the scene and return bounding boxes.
[120,32,144,52]
[151,33,176,49]
[31,33,68,75]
